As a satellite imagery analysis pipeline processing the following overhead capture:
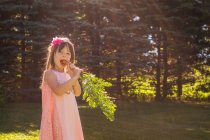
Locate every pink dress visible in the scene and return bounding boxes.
[39,70,84,140]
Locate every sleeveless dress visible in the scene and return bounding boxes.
[39,70,84,140]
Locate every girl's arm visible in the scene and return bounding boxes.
[66,63,82,97]
[72,80,81,97]
[44,70,80,96]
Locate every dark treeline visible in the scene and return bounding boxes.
[0,0,209,102]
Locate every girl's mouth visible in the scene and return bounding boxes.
[60,59,68,66]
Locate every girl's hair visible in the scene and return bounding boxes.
[45,37,75,70]
[40,37,75,88]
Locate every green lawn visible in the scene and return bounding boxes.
[0,102,210,140]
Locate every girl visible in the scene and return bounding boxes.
[39,37,84,140]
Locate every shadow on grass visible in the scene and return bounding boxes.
[80,102,210,140]
[0,103,41,135]
[0,102,210,140]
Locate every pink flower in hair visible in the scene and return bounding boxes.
[51,37,64,47]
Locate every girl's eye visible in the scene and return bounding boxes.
[66,52,70,55]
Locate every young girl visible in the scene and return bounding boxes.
[39,37,84,140]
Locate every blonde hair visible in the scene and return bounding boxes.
[40,37,75,88]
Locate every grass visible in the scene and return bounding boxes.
[0,102,210,140]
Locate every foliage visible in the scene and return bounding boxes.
[80,73,117,121]
[0,0,209,102]
[122,74,155,102]
[182,68,210,101]
[141,0,210,100]
[169,67,210,101]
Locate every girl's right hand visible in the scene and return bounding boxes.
[66,63,83,79]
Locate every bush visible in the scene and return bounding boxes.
[122,75,155,102]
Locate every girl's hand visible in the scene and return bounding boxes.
[66,62,83,79]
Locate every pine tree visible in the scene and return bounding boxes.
[0,0,33,99]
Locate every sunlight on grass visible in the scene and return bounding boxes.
[0,131,38,140]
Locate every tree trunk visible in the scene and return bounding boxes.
[90,4,100,77]
[116,49,122,95]
[162,34,168,99]
[155,32,161,101]
[177,57,182,98]
[21,44,26,89]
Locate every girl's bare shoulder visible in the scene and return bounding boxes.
[43,69,56,82]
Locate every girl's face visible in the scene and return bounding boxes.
[53,45,71,71]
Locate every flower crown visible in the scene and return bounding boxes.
[51,37,64,48]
